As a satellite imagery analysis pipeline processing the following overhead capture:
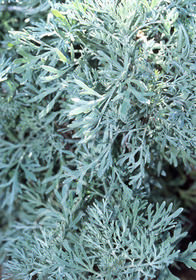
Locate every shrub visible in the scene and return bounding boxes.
[0,0,196,279]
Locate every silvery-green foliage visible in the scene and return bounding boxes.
[1,0,196,279]
[52,0,196,187]
[3,0,195,194]
[14,0,196,188]
[2,185,196,280]
[0,57,11,82]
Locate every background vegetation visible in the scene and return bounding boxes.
[0,0,196,279]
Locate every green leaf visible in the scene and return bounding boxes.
[41,65,63,74]
[69,99,101,116]
[119,99,130,122]
[51,9,65,20]
[28,86,58,103]
[75,79,103,98]
[151,0,161,9]
[178,242,196,269]
[55,48,67,63]
[129,85,151,104]
[39,91,62,118]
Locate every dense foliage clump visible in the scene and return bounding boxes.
[0,0,196,279]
